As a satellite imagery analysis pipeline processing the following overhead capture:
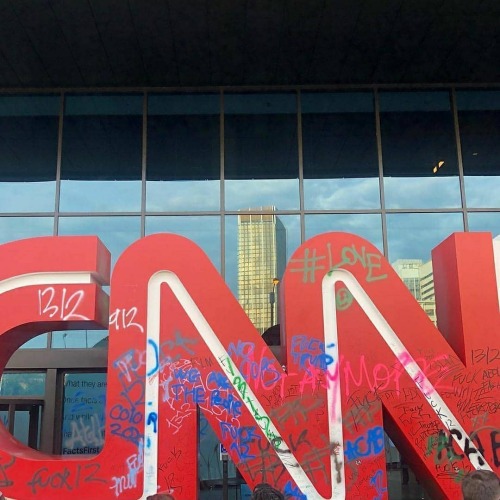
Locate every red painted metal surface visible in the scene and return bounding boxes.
[0,232,497,499]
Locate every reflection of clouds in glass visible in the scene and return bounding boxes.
[60,180,141,212]
[387,212,464,262]
[304,178,380,210]
[225,179,299,210]
[58,216,141,267]
[0,217,53,244]
[146,180,220,212]
[385,176,461,209]
[146,216,221,271]
[468,212,500,238]
[305,214,383,253]
[0,182,55,212]
[464,176,500,208]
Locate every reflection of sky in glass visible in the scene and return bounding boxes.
[305,214,383,253]
[146,215,221,271]
[304,178,380,210]
[60,180,142,212]
[224,214,300,298]
[0,88,499,353]
[0,217,53,244]
[58,216,141,268]
[468,212,500,238]
[387,212,464,262]
[147,180,220,212]
[225,179,299,210]
[464,176,500,208]
[0,182,56,212]
[384,176,462,209]
[20,334,49,349]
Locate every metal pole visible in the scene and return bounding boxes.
[270,289,274,327]
[270,278,279,327]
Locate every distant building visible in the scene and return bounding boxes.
[419,260,436,324]
[392,259,423,300]
[392,259,436,324]
[237,207,286,334]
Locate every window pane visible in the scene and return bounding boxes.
[0,372,46,396]
[62,372,106,455]
[0,380,43,447]
[0,95,59,212]
[380,92,461,209]
[60,95,143,212]
[225,211,300,333]
[457,91,500,208]
[468,212,500,237]
[19,335,49,349]
[0,217,53,244]
[305,214,383,253]
[54,216,140,348]
[146,215,221,271]
[224,93,299,210]
[0,407,42,448]
[386,212,464,262]
[147,94,220,211]
[302,92,380,209]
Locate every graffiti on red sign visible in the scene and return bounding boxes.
[0,232,497,499]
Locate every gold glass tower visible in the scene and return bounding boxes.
[237,206,286,334]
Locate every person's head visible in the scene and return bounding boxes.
[146,494,174,500]
[251,483,284,500]
[461,469,500,500]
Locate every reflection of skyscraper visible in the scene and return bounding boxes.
[419,260,436,324]
[392,259,436,324]
[238,206,286,334]
[392,259,423,299]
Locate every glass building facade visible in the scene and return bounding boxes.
[0,87,499,497]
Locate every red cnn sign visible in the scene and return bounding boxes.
[0,232,498,499]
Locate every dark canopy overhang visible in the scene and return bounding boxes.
[0,0,499,90]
